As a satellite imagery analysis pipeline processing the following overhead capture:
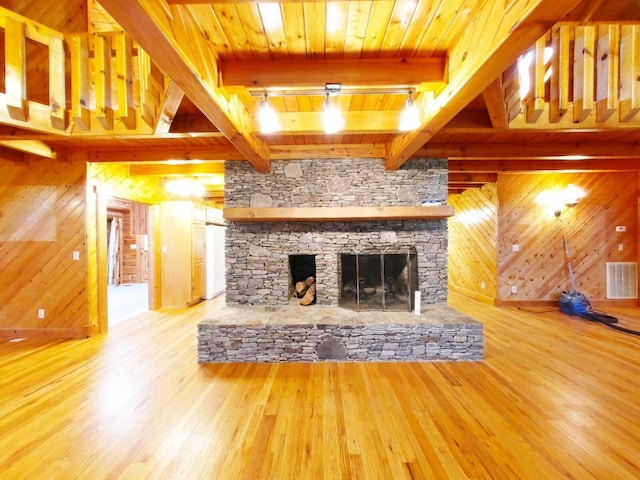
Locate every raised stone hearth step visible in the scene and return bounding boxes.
[197,305,483,363]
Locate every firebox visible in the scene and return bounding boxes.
[339,248,418,311]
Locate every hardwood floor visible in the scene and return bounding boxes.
[1,294,640,479]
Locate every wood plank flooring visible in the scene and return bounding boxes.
[1,294,640,479]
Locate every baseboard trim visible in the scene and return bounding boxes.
[0,325,98,340]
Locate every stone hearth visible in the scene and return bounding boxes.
[198,302,483,363]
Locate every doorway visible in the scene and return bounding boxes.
[106,198,150,324]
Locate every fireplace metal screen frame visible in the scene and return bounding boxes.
[338,246,418,312]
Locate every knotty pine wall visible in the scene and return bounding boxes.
[0,153,91,338]
[448,184,498,303]
[449,172,639,306]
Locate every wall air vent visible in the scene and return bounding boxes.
[606,262,638,299]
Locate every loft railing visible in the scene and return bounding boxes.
[0,6,165,135]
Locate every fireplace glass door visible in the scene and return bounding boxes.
[339,248,418,312]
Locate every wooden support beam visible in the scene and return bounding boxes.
[99,0,271,172]
[5,16,27,122]
[482,78,509,128]
[155,81,185,135]
[70,35,91,131]
[221,58,447,91]
[385,0,584,170]
[115,32,136,129]
[549,25,570,123]
[94,33,114,130]
[619,25,640,122]
[0,140,56,159]
[48,35,66,130]
[596,25,620,123]
[573,26,595,123]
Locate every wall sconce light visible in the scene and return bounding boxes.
[258,94,281,134]
[398,91,420,131]
[554,184,585,217]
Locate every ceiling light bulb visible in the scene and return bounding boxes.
[323,97,344,134]
[399,95,420,131]
[258,97,281,134]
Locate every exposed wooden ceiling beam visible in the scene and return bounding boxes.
[448,172,498,184]
[418,142,640,159]
[385,0,584,170]
[221,58,447,92]
[448,158,640,172]
[98,0,271,172]
[129,162,224,176]
[90,143,387,163]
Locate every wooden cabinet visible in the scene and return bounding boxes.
[159,201,206,307]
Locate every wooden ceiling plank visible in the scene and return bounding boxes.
[98,0,271,172]
[221,58,447,90]
[5,16,28,122]
[596,25,620,122]
[70,35,91,131]
[619,25,640,122]
[385,0,584,170]
[482,78,509,129]
[573,26,595,123]
[448,172,498,183]
[155,81,185,135]
[94,33,114,130]
[549,25,570,123]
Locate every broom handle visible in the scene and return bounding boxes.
[563,236,577,291]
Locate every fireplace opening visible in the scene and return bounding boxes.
[289,254,317,305]
[339,248,418,311]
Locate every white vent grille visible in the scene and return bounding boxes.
[606,262,638,299]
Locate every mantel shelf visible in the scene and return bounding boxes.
[223,206,454,222]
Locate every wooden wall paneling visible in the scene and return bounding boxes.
[0,153,91,338]
[448,184,498,303]
[497,172,638,306]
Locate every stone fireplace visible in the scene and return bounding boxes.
[223,158,449,306]
[197,158,484,363]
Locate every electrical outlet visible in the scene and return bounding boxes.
[616,226,626,232]
[619,244,624,252]
[38,309,45,319]
[512,244,520,252]
[511,286,518,294]
[481,282,486,289]
[73,251,80,261]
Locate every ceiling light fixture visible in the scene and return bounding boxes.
[398,91,421,131]
[258,94,281,134]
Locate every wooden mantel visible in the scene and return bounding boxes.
[223,206,455,222]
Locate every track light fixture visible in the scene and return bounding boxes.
[398,91,420,131]
[258,94,281,134]
[322,92,345,134]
